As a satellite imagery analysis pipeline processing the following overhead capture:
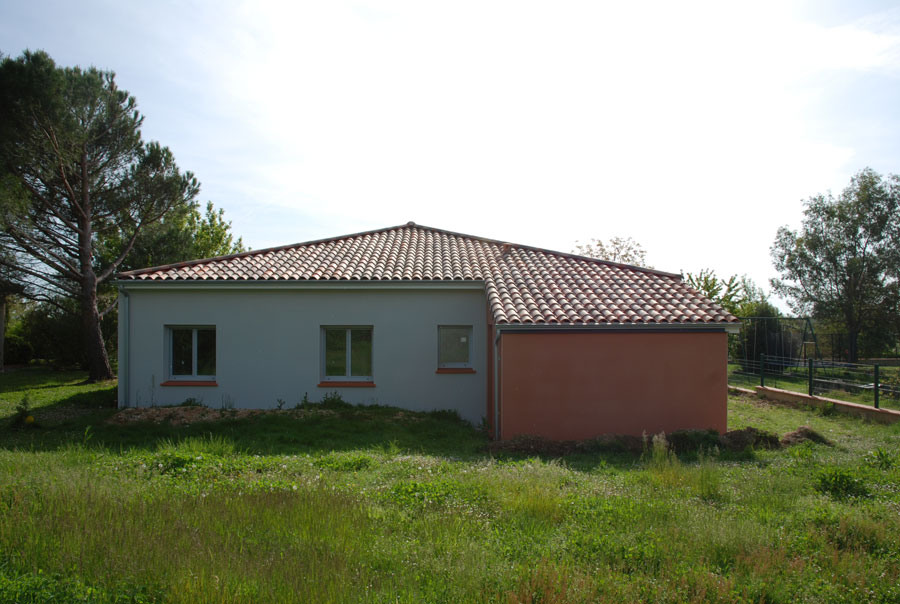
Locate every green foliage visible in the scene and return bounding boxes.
[314,452,374,472]
[864,447,895,470]
[106,200,245,273]
[572,236,650,267]
[7,394,36,430]
[685,270,769,317]
[685,269,743,314]
[815,467,869,500]
[771,168,900,361]
[315,391,354,410]
[4,371,900,602]
[9,297,115,368]
[0,566,164,604]
[0,50,201,380]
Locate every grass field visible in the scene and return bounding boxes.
[2,369,900,603]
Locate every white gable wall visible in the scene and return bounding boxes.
[118,285,488,425]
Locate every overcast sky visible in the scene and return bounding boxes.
[2,0,899,304]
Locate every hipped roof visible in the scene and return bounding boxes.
[118,222,739,327]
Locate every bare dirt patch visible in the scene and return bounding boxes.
[780,425,833,447]
[107,406,337,426]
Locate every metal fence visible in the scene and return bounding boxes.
[728,354,900,411]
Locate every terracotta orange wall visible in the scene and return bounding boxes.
[498,331,727,440]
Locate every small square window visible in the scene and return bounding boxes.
[168,326,216,379]
[322,326,373,381]
[438,325,472,368]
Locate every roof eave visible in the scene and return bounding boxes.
[494,322,741,333]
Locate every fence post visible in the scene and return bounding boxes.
[760,353,765,388]
[874,364,880,409]
[808,358,813,396]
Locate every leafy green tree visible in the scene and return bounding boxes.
[573,236,650,267]
[771,168,900,362]
[684,270,768,317]
[685,269,742,315]
[104,200,245,273]
[0,51,199,380]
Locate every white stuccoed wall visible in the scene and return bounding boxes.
[117,285,488,425]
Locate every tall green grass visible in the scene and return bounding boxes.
[1,371,900,602]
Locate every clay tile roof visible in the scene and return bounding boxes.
[118,222,739,327]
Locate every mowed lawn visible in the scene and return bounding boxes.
[1,370,899,603]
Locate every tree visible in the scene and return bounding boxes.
[572,236,649,267]
[771,168,900,362]
[0,51,199,380]
[103,200,245,273]
[685,269,743,315]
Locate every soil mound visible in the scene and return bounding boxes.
[780,425,833,447]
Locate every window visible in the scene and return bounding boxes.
[168,326,216,379]
[322,327,373,381]
[438,325,472,369]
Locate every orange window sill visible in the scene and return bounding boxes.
[317,381,376,388]
[436,368,476,374]
[160,380,218,387]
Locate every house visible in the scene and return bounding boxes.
[116,222,740,440]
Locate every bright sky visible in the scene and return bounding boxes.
[2,1,899,304]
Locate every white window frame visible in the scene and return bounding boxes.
[166,325,216,380]
[320,326,374,382]
[437,325,473,369]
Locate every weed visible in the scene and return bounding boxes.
[319,391,352,409]
[818,401,837,417]
[314,452,374,472]
[7,394,37,430]
[177,397,204,407]
[275,398,286,411]
[788,441,816,464]
[863,447,895,470]
[815,467,869,500]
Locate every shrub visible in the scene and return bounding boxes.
[815,467,869,500]
[319,391,353,410]
[7,395,37,431]
[3,333,33,365]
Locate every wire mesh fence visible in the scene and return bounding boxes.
[728,354,900,411]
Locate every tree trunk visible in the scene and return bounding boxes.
[80,270,113,381]
[848,327,859,364]
[0,295,6,373]
[78,151,114,382]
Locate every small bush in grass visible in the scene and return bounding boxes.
[7,395,37,430]
[314,452,374,472]
[864,447,895,470]
[176,397,204,407]
[815,467,869,500]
